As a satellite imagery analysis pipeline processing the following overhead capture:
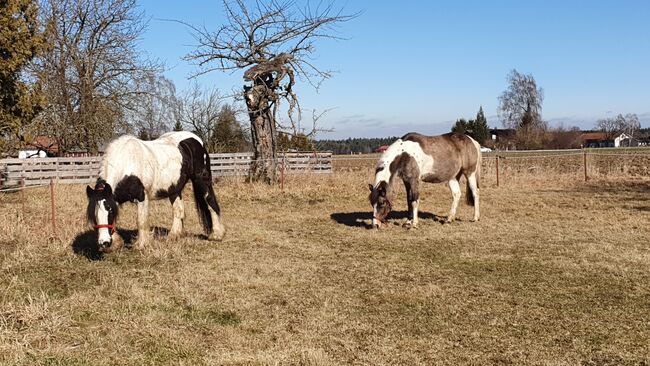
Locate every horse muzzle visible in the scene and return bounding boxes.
[372,217,387,229]
[98,240,112,252]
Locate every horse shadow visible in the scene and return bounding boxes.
[71,226,175,260]
[330,210,441,229]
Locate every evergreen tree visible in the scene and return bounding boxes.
[452,118,470,134]
[0,0,43,155]
[212,104,249,152]
[278,132,314,151]
[473,106,490,145]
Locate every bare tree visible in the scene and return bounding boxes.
[596,116,620,140]
[178,84,249,152]
[178,83,223,152]
[596,113,640,140]
[128,73,179,140]
[184,0,356,183]
[618,113,640,139]
[498,70,545,129]
[497,69,546,149]
[34,0,158,154]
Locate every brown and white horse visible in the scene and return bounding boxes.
[368,132,482,228]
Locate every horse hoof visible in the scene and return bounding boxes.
[402,222,417,229]
[208,229,225,241]
[167,231,183,240]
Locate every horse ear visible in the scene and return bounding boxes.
[368,184,374,192]
[377,181,387,195]
[104,183,113,195]
[86,185,94,198]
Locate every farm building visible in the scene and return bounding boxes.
[580,132,638,148]
[18,136,59,158]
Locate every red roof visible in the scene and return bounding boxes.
[25,136,59,154]
[580,132,609,141]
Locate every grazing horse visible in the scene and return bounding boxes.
[368,132,481,229]
[86,131,225,252]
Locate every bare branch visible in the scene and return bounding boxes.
[182,0,357,183]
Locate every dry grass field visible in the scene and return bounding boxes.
[1,169,649,365]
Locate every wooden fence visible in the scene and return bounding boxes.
[0,152,332,187]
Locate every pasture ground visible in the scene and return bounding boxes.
[0,171,649,365]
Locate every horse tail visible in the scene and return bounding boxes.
[466,179,475,206]
[192,178,213,235]
[190,150,219,236]
[465,138,481,206]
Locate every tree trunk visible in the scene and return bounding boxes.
[244,84,277,184]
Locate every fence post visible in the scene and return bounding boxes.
[280,154,286,191]
[496,156,500,187]
[583,151,588,181]
[50,178,57,236]
[20,178,25,219]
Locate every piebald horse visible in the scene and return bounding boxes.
[86,131,225,252]
[369,132,481,228]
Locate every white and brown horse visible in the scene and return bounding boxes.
[86,131,225,252]
[369,132,482,228]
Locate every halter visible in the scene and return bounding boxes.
[92,182,113,233]
[94,223,115,234]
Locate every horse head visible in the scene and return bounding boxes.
[368,181,392,229]
[86,178,119,251]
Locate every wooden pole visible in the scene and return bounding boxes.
[496,156,500,187]
[50,178,56,235]
[20,178,25,219]
[583,151,588,181]
[280,155,285,191]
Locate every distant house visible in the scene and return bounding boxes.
[16,136,98,158]
[580,132,637,148]
[489,128,516,150]
[18,136,59,158]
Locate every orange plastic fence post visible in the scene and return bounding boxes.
[20,178,25,219]
[50,178,57,235]
[496,156,500,187]
[583,151,588,181]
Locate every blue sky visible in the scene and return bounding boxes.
[138,0,650,139]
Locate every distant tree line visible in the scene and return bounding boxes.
[315,137,398,154]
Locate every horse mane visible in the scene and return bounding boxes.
[86,194,98,225]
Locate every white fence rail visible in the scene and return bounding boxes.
[0,152,332,187]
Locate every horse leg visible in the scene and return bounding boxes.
[447,178,461,223]
[134,195,151,249]
[403,178,420,228]
[168,195,185,238]
[467,171,480,222]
